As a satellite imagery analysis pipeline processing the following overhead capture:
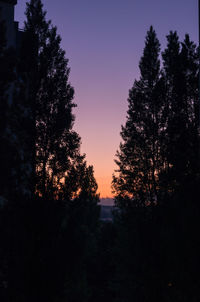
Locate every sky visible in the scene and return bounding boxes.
[15,0,198,198]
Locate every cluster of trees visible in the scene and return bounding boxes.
[1,0,99,202]
[111,26,200,301]
[113,26,199,206]
[0,1,100,301]
[0,0,200,300]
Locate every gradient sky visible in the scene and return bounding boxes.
[15,0,198,197]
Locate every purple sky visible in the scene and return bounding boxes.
[15,0,198,197]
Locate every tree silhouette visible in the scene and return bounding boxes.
[112,26,164,207]
[0,2,101,301]
[112,27,200,302]
[22,0,81,198]
[161,32,199,198]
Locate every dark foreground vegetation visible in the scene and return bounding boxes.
[0,0,200,301]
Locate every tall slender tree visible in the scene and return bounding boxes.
[5,2,100,301]
[112,26,163,206]
[161,32,199,197]
[112,28,200,302]
[22,0,81,198]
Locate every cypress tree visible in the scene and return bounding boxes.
[7,2,101,301]
[23,0,81,198]
[112,26,163,207]
[112,29,200,302]
[162,32,199,198]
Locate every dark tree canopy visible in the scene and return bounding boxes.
[1,1,200,300]
[113,26,200,208]
[1,2,100,301]
[113,26,164,206]
[21,0,94,200]
[111,26,200,302]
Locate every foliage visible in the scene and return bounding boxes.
[1,1,101,301]
[22,0,81,198]
[1,1,200,300]
[112,26,200,302]
[113,26,199,206]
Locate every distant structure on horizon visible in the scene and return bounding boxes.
[0,0,21,49]
[100,205,113,222]
[100,198,114,206]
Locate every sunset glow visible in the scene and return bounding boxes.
[15,0,198,197]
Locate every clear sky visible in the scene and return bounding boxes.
[15,0,198,197]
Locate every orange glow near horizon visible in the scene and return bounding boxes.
[96,175,113,198]
[16,0,198,201]
[74,96,126,199]
[74,112,123,199]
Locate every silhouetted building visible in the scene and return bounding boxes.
[0,0,21,48]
